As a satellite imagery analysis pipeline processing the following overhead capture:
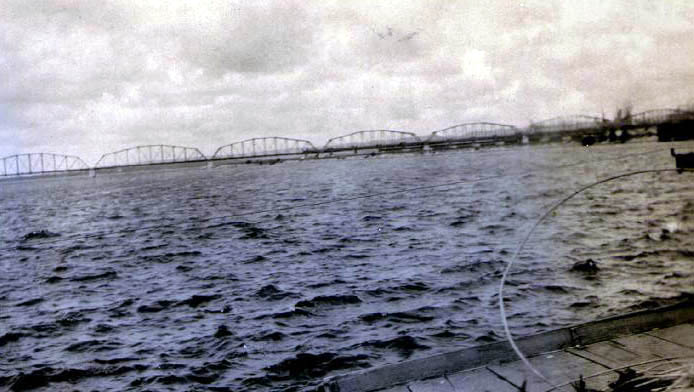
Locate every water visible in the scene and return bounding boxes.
[1,141,693,391]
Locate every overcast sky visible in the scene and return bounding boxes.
[1,0,693,164]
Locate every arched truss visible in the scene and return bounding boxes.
[94,145,206,168]
[212,137,316,159]
[427,122,519,142]
[324,130,421,150]
[530,115,606,133]
[1,153,89,176]
[627,109,694,126]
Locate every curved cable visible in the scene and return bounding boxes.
[499,168,689,387]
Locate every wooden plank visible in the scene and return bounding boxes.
[487,351,609,392]
[555,355,686,392]
[446,367,519,392]
[568,340,657,369]
[407,377,456,392]
[566,340,662,392]
[321,301,694,392]
[378,385,410,392]
[581,373,619,392]
[613,333,694,359]
[646,323,694,349]
[323,329,571,392]
[571,301,694,346]
[566,325,694,392]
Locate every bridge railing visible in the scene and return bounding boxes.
[324,130,421,150]
[427,122,519,142]
[1,153,89,176]
[94,145,206,168]
[212,137,316,159]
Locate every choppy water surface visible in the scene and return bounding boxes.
[1,141,693,391]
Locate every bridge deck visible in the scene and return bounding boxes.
[321,301,694,392]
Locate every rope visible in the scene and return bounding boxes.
[499,168,690,387]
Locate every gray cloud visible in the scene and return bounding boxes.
[1,0,693,164]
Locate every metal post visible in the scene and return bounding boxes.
[27,154,32,174]
[149,145,153,163]
[160,145,164,162]
[2,158,5,176]
[184,148,187,161]
[16,155,19,175]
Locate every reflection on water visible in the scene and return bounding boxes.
[1,141,693,391]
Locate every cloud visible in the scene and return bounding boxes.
[1,1,693,164]
[163,1,317,75]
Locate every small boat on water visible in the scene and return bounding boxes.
[672,148,694,173]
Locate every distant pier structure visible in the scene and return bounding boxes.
[527,109,694,145]
[1,153,89,177]
[628,109,694,142]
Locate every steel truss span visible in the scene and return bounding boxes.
[324,130,421,150]
[428,122,519,142]
[94,145,206,168]
[529,115,606,133]
[212,137,316,159]
[625,108,694,127]
[1,153,89,177]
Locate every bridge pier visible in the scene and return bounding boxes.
[658,119,694,141]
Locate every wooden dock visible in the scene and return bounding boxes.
[321,300,694,392]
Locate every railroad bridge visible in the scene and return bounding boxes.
[212,137,317,160]
[1,153,89,177]
[620,108,694,128]
[323,130,421,154]
[527,115,608,143]
[94,145,206,169]
[4,107,693,177]
[624,109,694,142]
[527,109,694,144]
[427,122,520,149]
